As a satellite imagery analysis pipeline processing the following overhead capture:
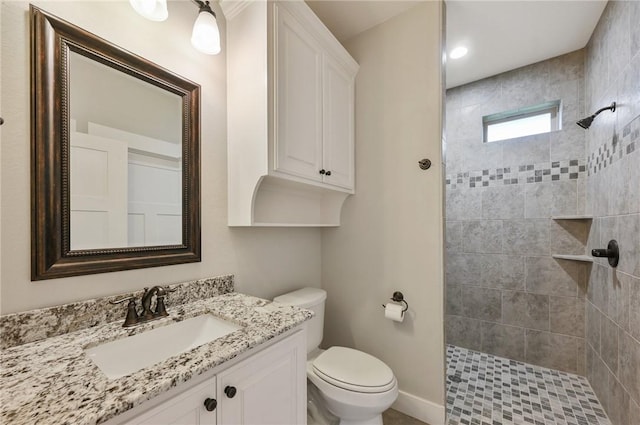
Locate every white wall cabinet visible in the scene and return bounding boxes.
[224,0,358,226]
[118,330,306,425]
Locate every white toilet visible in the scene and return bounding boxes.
[274,288,398,425]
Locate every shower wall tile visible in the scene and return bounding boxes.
[446,253,483,286]
[503,220,549,255]
[588,264,611,314]
[630,397,640,425]
[525,256,584,297]
[446,315,482,351]
[609,272,631,332]
[502,133,551,168]
[586,300,602,353]
[461,287,502,322]
[481,186,524,219]
[629,275,640,341]
[584,0,640,416]
[524,180,577,219]
[446,221,463,253]
[632,0,640,59]
[608,373,630,425]
[462,220,503,254]
[550,296,585,337]
[502,291,549,331]
[619,328,640,404]
[617,214,639,276]
[550,126,585,162]
[525,329,579,373]
[548,49,584,85]
[601,315,619,375]
[481,322,525,362]
[478,254,525,291]
[446,285,463,316]
[446,188,482,221]
[577,339,586,375]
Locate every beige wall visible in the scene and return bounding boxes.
[0,0,321,314]
[321,2,445,422]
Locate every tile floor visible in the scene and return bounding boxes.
[446,345,611,425]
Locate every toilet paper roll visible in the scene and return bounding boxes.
[384,302,404,322]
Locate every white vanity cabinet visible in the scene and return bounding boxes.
[223,0,358,227]
[119,330,306,425]
[127,379,217,425]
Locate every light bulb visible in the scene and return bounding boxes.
[450,46,468,60]
[191,10,221,55]
[129,0,168,22]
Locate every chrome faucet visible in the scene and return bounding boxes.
[110,286,175,327]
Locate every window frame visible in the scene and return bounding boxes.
[482,100,562,143]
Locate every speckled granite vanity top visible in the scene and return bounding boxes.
[0,275,312,424]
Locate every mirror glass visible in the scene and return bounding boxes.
[31,5,201,280]
[69,52,183,249]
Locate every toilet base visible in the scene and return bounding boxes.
[339,414,383,425]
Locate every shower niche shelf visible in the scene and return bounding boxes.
[551,216,593,263]
[552,254,593,263]
[551,215,593,220]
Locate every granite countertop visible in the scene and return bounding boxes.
[0,292,312,425]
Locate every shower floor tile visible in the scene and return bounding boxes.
[446,345,610,425]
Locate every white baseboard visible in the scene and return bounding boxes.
[391,390,446,425]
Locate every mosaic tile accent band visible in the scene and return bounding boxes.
[446,159,587,190]
[446,345,610,425]
[587,114,639,176]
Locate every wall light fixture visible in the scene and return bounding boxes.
[129,0,168,22]
[129,0,221,55]
[191,0,221,55]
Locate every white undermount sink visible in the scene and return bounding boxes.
[85,314,242,379]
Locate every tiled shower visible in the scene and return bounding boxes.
[444,1,639,424]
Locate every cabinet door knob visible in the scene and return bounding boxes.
[224,386,237,398]
[325,170,331,176]
[203,398,217,411]
[319,169,326,175]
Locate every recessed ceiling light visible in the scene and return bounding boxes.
[450,46,468,59]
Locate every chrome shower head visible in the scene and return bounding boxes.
[576,102,616,129]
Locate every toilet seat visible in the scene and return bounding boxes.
[312,347,396,393]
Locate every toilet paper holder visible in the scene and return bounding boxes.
[382,291,409,313]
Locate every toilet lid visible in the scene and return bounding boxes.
[312,347,396,393]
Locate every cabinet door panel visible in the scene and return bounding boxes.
[274,4,323,182]
[217,331,306,425]
[127,379,216,425]
[322,56,355,190]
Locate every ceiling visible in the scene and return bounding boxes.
[306,0,607,89]
[446,0,607,88]
[306,1,419,43]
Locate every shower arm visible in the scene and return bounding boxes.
[592,102,616,117]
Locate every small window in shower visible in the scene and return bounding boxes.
[483,100,561,143]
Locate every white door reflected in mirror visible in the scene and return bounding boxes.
[69,51,183,250]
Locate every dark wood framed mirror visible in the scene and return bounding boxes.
[31,5,201,280]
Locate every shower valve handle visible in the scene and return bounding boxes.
[591,239,619,267]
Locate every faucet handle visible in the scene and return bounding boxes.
[109,297,140,327]
[109,296,136,305]
[154,286,176,316]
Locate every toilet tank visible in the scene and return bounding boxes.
[273,288,326,354]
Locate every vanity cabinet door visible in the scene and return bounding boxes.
[216,330,306,425]
[126,379,217,425]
